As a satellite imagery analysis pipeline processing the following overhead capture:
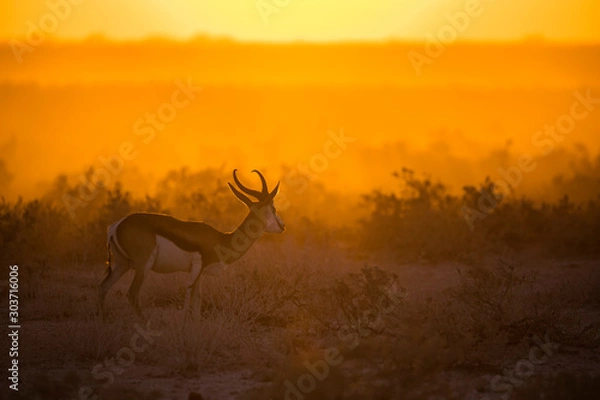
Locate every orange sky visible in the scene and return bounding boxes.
[1,1,599,203]
[2,0,600,43]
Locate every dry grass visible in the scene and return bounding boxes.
[8,237,599,399]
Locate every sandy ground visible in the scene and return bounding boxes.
[4,256,599,399]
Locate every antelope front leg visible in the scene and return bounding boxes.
[183,280,203,321]
[183,285,192,319]
[128,247,157,318]
[98,259,130,319]
[184,253,203,319]
[191,280,203,316]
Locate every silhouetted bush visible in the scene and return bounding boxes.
[2,165,599,269]
[358,168,600,262]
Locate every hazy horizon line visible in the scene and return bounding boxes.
[4,33,600,46]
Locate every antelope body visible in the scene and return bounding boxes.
[98,169,285,316]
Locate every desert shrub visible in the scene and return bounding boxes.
[332,265,404,333]
[359,168,600,262]
[0,198,73,266]
[291,265,405,336]
[3,164,599,272]
[358,169,485,262]
[451,257,600,350]
[350,292,483,394]
[451,258,537,337]
[0,167,239,268]
[212,266,298,320]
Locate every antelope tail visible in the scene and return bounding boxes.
[104,242,112,278]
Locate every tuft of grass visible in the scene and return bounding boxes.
[59,319,137,361]
[158,310,256,375]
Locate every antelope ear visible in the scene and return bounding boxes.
[268,181,280,200]
[228,183,254,208]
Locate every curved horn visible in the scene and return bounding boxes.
[268,181,280,200]
[228,182,254,207]
[252,169,269,195]
[233,169,263,199]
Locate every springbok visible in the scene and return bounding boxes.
[98,169,285,316]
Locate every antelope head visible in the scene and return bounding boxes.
[228,169,285,233]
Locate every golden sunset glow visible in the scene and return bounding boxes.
[1,1,600,202]
[2,0,600,42]
[3,2,600,398]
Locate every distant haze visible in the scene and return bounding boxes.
[0,41,599,204]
